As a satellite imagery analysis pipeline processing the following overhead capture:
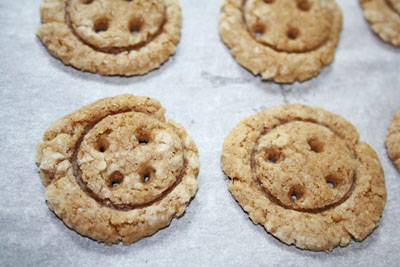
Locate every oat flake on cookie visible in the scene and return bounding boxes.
[221,104,386,251]
[219,0,342,83]
[36,95,199,244]
[36,0,181,75]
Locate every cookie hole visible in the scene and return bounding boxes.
[94,18,109,33]
[82,0,94,4]
[308,138,324,153]
[109,171,124,187]
[140,166,155,184]
[97,137,110,153]
[264,148,281,163]
[136,131,150,146]
[325,174,340,189]
[129,19,141,35]
[263,0,275,3]
[139,140,148,146]
[289,185,304,201]
[296,0,311,11]
[252,24,265,37]
[287,27,299,40]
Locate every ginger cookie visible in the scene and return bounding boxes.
[36,0,181,76]
[221,105,386,251]
[36,95,199,244]
[359,0,400,46]
[386,108,400,170]
[219,0,342,83]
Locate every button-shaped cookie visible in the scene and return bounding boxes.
[386,108,400,170]
[221,105,386,251]
[36,0,181,75]
[359,0,400,46]
[36,95,199,244]
[219,0,342,83]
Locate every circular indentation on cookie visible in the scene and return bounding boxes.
[263,0,275,4]
[253,121,355,211]
[296,0,311,11]
[93,17,109,33]
[82,0,94,4]
[77,112,186,208]
[109,171,124,187]
[287,27,300,40]
[308,138,324,153]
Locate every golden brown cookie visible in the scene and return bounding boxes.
[36,0,181,75]
[218,0,342,83]
[36,95,199,244]
[221,105,386,251]
[360,0,400,46]
[386,108,400,170]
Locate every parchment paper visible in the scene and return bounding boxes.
[0,0,399,266]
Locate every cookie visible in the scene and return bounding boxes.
[218,0,342,83]
[386,108,400,170]
[36,95,199,244]
[36,0,181,76]
[359,0,400,46]
[221,105,386,251]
